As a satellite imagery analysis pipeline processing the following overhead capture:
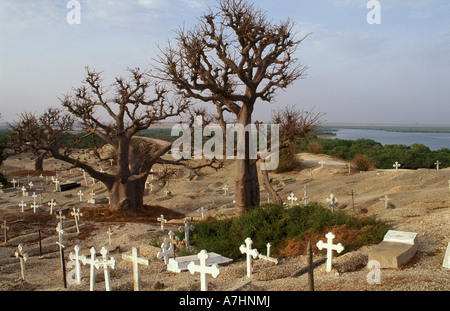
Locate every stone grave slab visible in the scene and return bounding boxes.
[368,230,418,268]
[167,252,232,273]
[60,181,81,192]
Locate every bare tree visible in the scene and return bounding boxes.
[54,67,189,211]
[156,0,309,214]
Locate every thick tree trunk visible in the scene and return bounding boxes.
[34,152,46,171]
[261,158,283,205]
[107,177,146,212]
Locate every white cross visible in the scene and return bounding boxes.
[91,177,96,185]
[78,190,84,202]
[223,184,229,195]
[316,232,344,272]
[12,179,17,188]
[157,238,174,265]
[56,223,65,249]
[69,245,83,285]
[21,186,27,197]
[48,199,57,215]
[239,237,259,278]
[110,159,114,167]
[287,192,298,206]
[90,190,96,200]
[122,247,150,291]
[95,247,118,291]
[393,161,401,170]
[81,246,98,291]
[157,214,167,230]
[107,226,112,246]
[187,250,221,291]
[319,160,325,168]
[71,207,83,233]
[435,160,441,170]
[179,219,195,246]
[258,242,278,264]
[199,207,208,219]
[31,202,39,213]
[164,187,170,196]
[32,192,38,204]
[28,181,34,190]
[19,201,27,213]
[15,244,28,282]
[379,195,391,209]
[326,194,338,212]
[54,179,61,192]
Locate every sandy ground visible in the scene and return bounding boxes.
[0,149,449,293]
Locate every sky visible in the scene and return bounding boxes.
[1,0,450,125]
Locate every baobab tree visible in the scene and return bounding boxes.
[156,0,309,213]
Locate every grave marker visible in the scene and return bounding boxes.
[48,199,57,215]
[287,192,297,206]
[179,219,195,246]
[379,195,391,209]
[81,247,98,291]
[434,160,441,170]
[19,201,26,213]
[56,223,67,288]
[239,237,259,278]
[316,232,344,272]
[68,245,83,285]
[326,194,338,212]
[122,247,150,291]
[78,190,84,202]
[71,207,83,233]
[21,186,27,197]
[443,242,450,270]
[28,181,33,190]
[157,214,167,230]
[157,238,174,265]
[2,220,9,244]
[107,226,112,246]
[199,207,208,219]
[12,179,17,188]
[393,161,401,171]
[223,184,229,195]
[187,250,221,291]
[95,247,118,291]
[15,244,28,282]
[258,242,278,264]
[319,160,325,168]
[31,202,39,213]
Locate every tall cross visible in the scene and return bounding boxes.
[81,246,98,291]
[157,238,174,265]
[187,250,221,291]
[199,206,208,219]
[122,247,150,291]
[107,226,112,246]
[316,232,344,272]
[31,202,39,213]
[435,160,441,170]
[71,207,83,233]
[15,244,28,282]
[2,220,9,244]
[326,194,338,212]
[157,214,167,230]
[56,222,67,288]
[379,195,391,209]
[287,192,298,206]
[19,201,27,213]
[393,161,401,171]
[239,237,259,278]
[21,186,27,197]
[48,199,57,215]
[179,219,195,246]
[12,179,17,188]
[78,190,84,202]
[69,245,83,285]
[94,247,118,291]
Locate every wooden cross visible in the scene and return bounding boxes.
[179,219,195,246]
[326,194,338,212]
[2,220,9,244]
[393,161,401,170]
[291,241,327,290]
[187,250,221,291]
[71,207,83,233]
[157,238,174,265]
[287,192,297,206]
[239,237,259,278]
[19,201,27,213]
[223,184,229,195]
[316,232,344,272]
[81,246,97,291]
[379,195,391,209]
[95,247,118,291]
[48,199,57,215]
[15,244,28,282]
[68,245,83,285]
[157,214,167,230]
[258,242,278,264]
[78,190,84,202]
[435,160,441,170]
[122,247,150,291]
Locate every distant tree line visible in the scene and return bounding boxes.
[297,137,450,170]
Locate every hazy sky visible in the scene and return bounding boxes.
[1,0,449,125]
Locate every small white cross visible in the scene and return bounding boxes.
[258,242,278,264]
[12,179,17,188]
[122,247,150,291]
[157,214,167,230]
[15,244,28,282]
[31,202,39,213]
[435,160,441,170]
[287,192,297,206]
[32,192,38,203]
[239,237,259,278]
[199,207,208,219]
[223,184,229,195]
[2,220,9,244]
[21,186,27,197]
[28,181,34,190]
[19,201,27,213]
[319,160,325,168]
[48,199,57,215]
[107,226,112,246]
[179,219,195,246]
[379,195,391,209]
[316,232,344,272]
[78,190,84,202]
[187,250,221,291]
[393,161,401,170]
[90,190,96,200]
[157,238,174,265]
[326,194,338,212]
[71,207,83,233]
[54,179,61,192]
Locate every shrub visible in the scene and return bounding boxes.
[352,153,374,171]
[274,146,299,173]
[308,141,323,154]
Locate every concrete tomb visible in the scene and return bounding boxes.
[167,252,232,273]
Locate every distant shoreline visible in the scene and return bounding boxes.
[322,124,450,134]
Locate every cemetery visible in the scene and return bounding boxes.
[0,148,448,292]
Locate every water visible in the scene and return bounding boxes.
[333,128,450,151]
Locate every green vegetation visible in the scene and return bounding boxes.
[185,203,390,260]
[322,125,450,133]
[297,138,450,170]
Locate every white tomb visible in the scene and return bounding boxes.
[167,252,232,273]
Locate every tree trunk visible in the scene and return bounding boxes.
[261,158,283,205]
[107,177,146,212]
[234,105,260,215]
[34,152,46,171]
